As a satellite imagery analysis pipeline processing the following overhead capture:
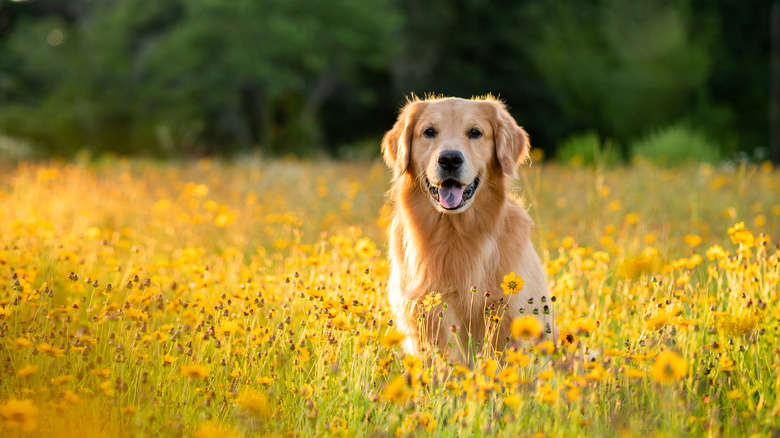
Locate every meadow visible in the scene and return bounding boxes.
[0,156,778,437]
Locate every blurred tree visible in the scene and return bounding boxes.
[389,0,567,150]
[0,0,772,159]
[689,0,771,156]
[525,0,722,157]
[0,0,401,156]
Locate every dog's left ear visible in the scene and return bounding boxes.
[382,100,427,179]
[492,102,530,177]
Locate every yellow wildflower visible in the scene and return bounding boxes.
[534,341,556,355]
[354,238,376,259]
[623,367,646,378]
[0,398,38,431]
[331,313,349,330]
[90,368,111,378]
[300,383,314,399]
[16,365,38,379]
[651,351,687,384]
[510,316,542,340]
[51,375,74,386]
[501,272,525,295]
[180,363,210,380]
[683,234,702,247]
[383,375,410,403]
[504,394,521,409]
[235,390,273,419]
[496,366,520,385]
[194,421,240,438]
[380,328,406,348]
[565,386,581,401]
[505,349,531,366]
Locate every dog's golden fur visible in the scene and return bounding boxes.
[382,96,555,358]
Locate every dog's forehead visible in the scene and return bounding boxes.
[418,99,492,128]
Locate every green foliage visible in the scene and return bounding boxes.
[527,0,726,154]
[0,0,771,158]
[556,131,621,167]
[630,124,722,164]
[0,0,401,156]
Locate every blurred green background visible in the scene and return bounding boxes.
[0,0,773,162]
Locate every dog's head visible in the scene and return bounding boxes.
[382,96,530,213]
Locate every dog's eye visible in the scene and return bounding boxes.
[423,127,436,138]
[468,128,482,139]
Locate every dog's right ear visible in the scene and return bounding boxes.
[382,101,426,179]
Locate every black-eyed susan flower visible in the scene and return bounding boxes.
[501,272,525,295]
[505,349,531,367]
[331,313,349,330]
[536,384,558,404]
[683,234,702,247]
[510,316,542,340]
[482,359,498,378]
[380,328,406,348]
[584,363,606,381]
[631,352,656,361]
[0,398,38,431]
[382,375,410,403]
[51,375,74,386]
[194,421,240,438]
[181,363,210,380]
[217,320,239,337]
[37,342,64,357]
[10,338,32,349]
[726,389,744,400]
[497,366,520,385]
[557,328,576,349]
[63,390,81,405]
[354,238,376,259]
[420,292,441,311]
[100,380,115,396]
[718,355,736,373]
[90,368,111,378]
[15,365,38,379]
[503,394,521,409]
[651,351,686,384]
[162,354,176,365]
[417,412,437,433]
[235,390,273,419]
[573,317,597,335]
[623,367,646,378]
[299,383,314,400]
[534,341,556,355]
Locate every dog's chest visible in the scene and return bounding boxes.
[401,229,500,294]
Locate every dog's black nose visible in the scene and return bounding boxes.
[438,150,464,171]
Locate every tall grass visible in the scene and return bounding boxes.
[0,157,778,437]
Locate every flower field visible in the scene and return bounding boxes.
[0,157,778,437]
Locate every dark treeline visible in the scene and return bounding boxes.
[0,0,772,160]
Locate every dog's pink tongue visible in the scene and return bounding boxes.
[439,185,464,209]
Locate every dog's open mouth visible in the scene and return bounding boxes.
[426,177,480,210]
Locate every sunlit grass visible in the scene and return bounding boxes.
[0,156,778,437]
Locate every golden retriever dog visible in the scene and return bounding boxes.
[381,96,555,359]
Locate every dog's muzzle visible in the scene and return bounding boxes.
[426,176,480,210]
